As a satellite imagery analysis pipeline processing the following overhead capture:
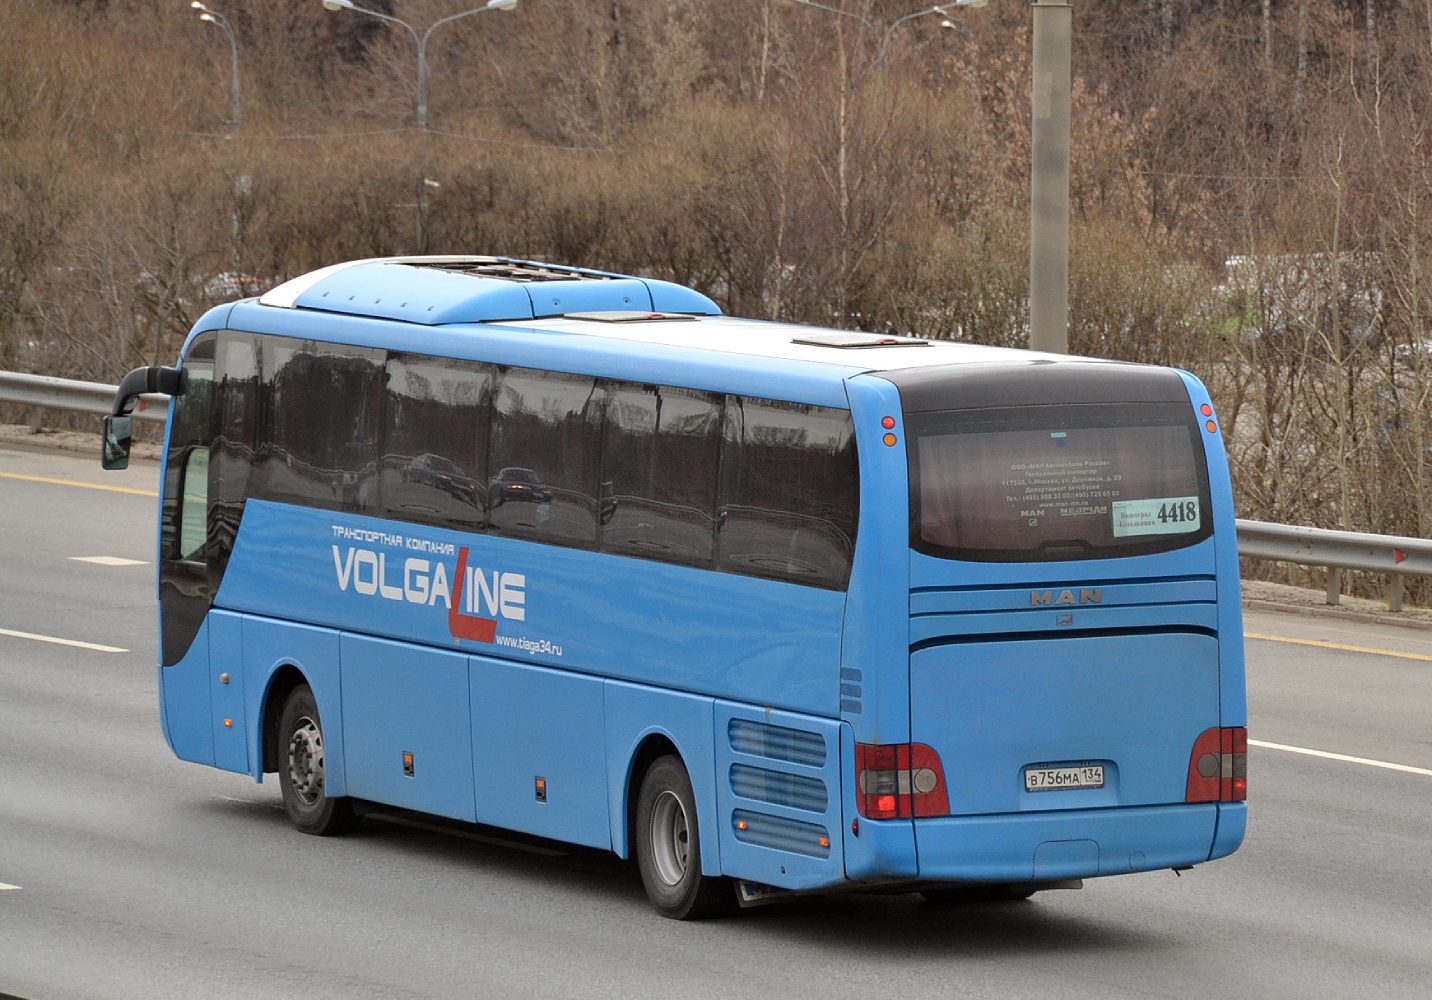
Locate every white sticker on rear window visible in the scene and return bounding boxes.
[1112,496,1200,537]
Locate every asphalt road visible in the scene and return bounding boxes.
[2,443,1430,999]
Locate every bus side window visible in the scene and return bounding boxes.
[718,397,859,590]
[599,383,721,568]
[249,338,385,514]
[381,354,494,532]
[489,368,605,549]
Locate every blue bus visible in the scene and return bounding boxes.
[102,256,1246,918]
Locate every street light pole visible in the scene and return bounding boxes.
[191,2,241,133]
[786,0,985,323]
[1029,0,1072,354]
[787,0,985,62]
[321,0,518,132]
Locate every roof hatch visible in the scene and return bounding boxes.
[791,332,929,349]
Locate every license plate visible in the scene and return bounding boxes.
[1025,765,1105,792]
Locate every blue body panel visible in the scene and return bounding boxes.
[912,804,1219,881]
[1178,371,1250,730]
[714,702,845,889]
[218,502,845,717]
[472,656,608,849]
[840,376,914,746]
[208,611,249,774]
[162,618,214,766]
[340,634,475,822]
[1212,802,1247,860]
[909,632,1220,816]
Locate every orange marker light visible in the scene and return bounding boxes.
[882,433,898,447]
[223,719,233,727]
[818,837,830,848]
[736,819,748,830]
[1206,420,1218,434]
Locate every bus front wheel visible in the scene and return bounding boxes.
[635,755,734,920]
[277,684,360,836]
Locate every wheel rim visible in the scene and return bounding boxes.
[286,715,325,807]
[649,790,690,886]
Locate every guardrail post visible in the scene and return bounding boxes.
[1388,573,1404,613]
[1325,567,1342,606]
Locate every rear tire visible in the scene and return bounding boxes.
[635,755,735,919]
[277,684,360,836]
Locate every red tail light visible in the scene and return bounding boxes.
[855,742,950,819]
[1186,727,1247,803]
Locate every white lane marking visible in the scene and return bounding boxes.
[1250,739,1432,778]
[69,556,148,567]
[0,627,127,654]
[0,883,20,891]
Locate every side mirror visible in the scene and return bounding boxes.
[101,414,134,470]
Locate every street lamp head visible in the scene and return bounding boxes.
[486,0,518,9]
[199,12,216,22]
[322,0,356,11]
[190,1,207,9]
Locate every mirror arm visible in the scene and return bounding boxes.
[111,365,186,416]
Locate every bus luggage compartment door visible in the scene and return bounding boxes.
[909,631,1219,819]
[714,702,844,890]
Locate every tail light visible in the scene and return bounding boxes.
[1186,727,1247,803]
[855,742,950,818]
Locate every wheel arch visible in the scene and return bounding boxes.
[623,733,681,860]
[260,663,309,774]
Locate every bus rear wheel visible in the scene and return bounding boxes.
[277,684,360,836]
[635,755,734,920]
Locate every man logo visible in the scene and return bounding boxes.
[1031,588,1104,607]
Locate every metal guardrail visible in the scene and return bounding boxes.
[3,370,1429,611]
[1236,519,1432,611]
[0,371,168,423]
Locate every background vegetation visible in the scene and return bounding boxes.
[4,0,1432,597]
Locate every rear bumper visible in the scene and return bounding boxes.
[912,803,1225,881]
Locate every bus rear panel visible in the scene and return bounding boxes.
[835,361,1245,888]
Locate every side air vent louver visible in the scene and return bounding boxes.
[732,810,831,858]
[728,719,828,768]
[729,764,829,813]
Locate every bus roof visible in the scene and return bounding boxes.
[249,256,1087,378]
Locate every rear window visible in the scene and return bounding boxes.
[908,402,1212,562]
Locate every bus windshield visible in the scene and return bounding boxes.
[908,401,1213,562]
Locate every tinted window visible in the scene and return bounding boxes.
[211,331,258,577]
[160,333,215,665]
[908,402,1212,562]
[249,337,385,513]
[718,398,859,589]
[382,354,493,531]
[489,368,605,548]
[600,384,721,567]
[163,336,215,563]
